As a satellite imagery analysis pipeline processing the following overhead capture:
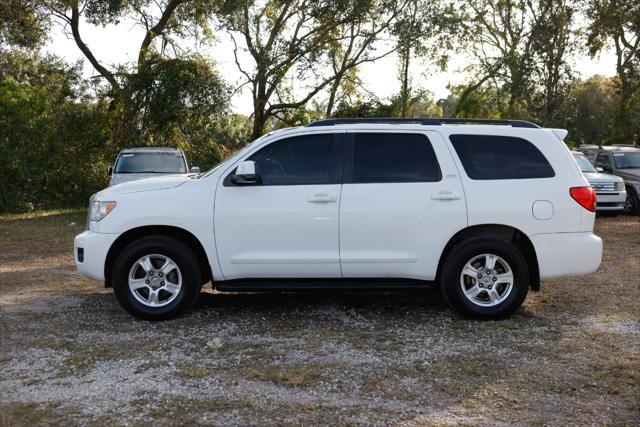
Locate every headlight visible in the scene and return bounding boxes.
[89,200,117,222]
[615,181,625,191]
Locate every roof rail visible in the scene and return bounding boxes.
[307,117,540,128]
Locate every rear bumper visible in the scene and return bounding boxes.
[531,232,602,280]
[74,231,119,282]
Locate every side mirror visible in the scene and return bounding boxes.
[107,166,113,176]
[190,166,200,174]
[231,160,260,185]
[596,166,604,172]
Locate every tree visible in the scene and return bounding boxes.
[393,0,458,117]
[562,75,620,146]
[454,0,575,120]
[45,0,228,146]
[0,0,47,49]
[323,0,411,117]
[217,0,408,139]
[585,0,640,144]
[0,50,110,212]
[528,0,577,126]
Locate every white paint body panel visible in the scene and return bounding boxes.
[339,130,466,280]
[74,124,602,286]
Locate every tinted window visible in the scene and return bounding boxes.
[595,153,612,171]
[450,135,555,180]
[115,152,186,174]
[351,133,441,183]
[612,152,640,169]
[249,134,334,185]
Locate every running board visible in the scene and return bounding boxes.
[214,278,435,292]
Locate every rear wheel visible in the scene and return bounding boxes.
[112,236,202,320]
[440,237,529,319]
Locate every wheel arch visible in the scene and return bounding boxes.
[104,225,212,288]
[436,224,540,291]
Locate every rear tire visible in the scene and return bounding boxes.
[112,236,202,320]
[440,237,529,319]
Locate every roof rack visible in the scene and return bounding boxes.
[307,117,540,128]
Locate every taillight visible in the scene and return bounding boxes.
[570,186,597,212]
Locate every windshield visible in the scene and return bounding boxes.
[573,154,596,173]
[201,132,274,178]
[612,151,640,169]
[114,152,187,174]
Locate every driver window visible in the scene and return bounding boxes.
[248,134,334,185]
[595,153,612,171]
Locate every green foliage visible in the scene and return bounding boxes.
[0,52,109,212]
[0,0,47,49]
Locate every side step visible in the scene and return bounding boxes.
[214,278,435,292]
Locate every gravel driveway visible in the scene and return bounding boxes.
[1,211,638,426]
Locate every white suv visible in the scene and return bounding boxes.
[74,118,603,320]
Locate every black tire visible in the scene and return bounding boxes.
[440,237,529,319]
[112,235,202,321]
[623,187,640,215]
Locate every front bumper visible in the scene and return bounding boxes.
[74,231,119,282]
[595,191,626,211]
[531,232,603,280]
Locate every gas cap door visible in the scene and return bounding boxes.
[532,200,554,220]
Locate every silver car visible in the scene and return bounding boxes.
[572,151,626,212]
[107,147,199,186]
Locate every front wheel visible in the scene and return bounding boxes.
[440,237,529,319]
[112,236,202,320]
[623,189,639,215]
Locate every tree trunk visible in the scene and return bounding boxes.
[325,75,342,118]
[399,47,411,117]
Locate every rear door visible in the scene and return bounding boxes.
[339,131,467,280]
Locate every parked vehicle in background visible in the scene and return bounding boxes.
[577,146,640,215]
[571,151,626,213]
[75,118,603,321]
[108,147,199,186]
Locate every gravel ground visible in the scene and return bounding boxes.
[1,211,638,426]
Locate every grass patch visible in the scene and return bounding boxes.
[250,363,321,387]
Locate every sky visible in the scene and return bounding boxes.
[45,17,618,115]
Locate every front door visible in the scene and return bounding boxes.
[339,130,467,280]
[214,132,344,279]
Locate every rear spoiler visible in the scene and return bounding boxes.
[551,128,568,141]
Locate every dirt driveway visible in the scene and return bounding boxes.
[1,211,638,426]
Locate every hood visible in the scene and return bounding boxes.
[97,175,191,199]
[615,169,640,180]
[110,172,191,186]
[582,172,623,183]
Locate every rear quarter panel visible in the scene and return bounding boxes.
[439,127,591,236]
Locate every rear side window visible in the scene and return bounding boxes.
[449,134,555,180]
[351,133,441,183]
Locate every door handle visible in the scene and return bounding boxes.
[307,193,337,203]
[431,191,461,201]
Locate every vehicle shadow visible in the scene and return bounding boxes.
[193,286,450,315]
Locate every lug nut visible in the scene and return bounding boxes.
[159,272,163,277]
[477,274,482,278]
[488,285,493,289]
[149,271,154,276]
[160,281,165,286]
[145,280,150,284]
[492,277,497,282]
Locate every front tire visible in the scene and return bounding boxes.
[623,188,640,215]
[112,236,202,320]
[440,237,529,319]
